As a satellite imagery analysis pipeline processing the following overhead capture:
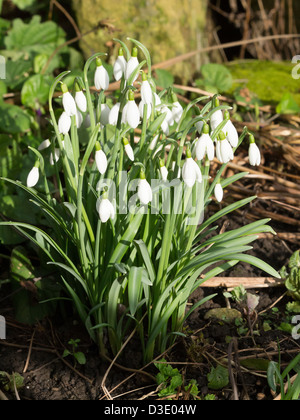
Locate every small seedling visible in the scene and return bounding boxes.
[62,339,86,367]
[280,250,300,313]
[154,358,199,399]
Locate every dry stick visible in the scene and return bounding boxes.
[49,0,81,38]
[23,328,36,374]
[0,389,8,401]
[240,0,252,59]
[228,340,239,400]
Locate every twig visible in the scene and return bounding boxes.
[23,328,36,374]
[228,340,239,400]
[0,389,8,401]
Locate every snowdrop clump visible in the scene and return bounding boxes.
[18,39,278,365]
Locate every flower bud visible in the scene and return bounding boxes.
[26,163,39,188]
[113,48,127,81]
[94,58,110,91]
[95,142,108,174]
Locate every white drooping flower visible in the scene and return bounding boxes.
[98,196,115,223]
[100,103,110,126]
[123,91,140,129]
[149,134,159,151]
[38,139,51,151]
[159,159,168,181]
[138,170,152,205]
[223,111,238,148]
[214,182,224,203]
[195,123,214,161]
[248,135,261,166]
[75,87,87,113]
[95,142,108,174]
[61,83,77,117]
[50,148,60,166]
[160,105,174,135]
[123,138,134,161]
[153,92,161,107]
[216,131,234,164]
[113,48,127,81]
[58,111,71,135]
[139,101,152,120]
[182,147,202,188]
[171,93,183,123]
[140,72,153,105]
[125,47,139,82]
[75,109,83,128]
[26,164,39,188]
[210,109,223,133]
[108,102,121,126]
[94,58,110,91]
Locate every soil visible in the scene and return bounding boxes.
[1,212,299,401]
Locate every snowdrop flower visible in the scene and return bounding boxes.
[149,134,159,151]
[50,148,60,166]
[159,105,174,135]
[195,120,204,135]
[75,84,87,113]
[38,139,51,151]
[123,91,140,129]
[223,111,238,148]
[140,72,152,105]
[125,47,139,82]
[58,111,71,135]
[113,48,127,81]
[26,162,39,188]
[138,169,152,205]
[153,92,161,107]
[75,109,83,128]
[98,194,115,223]
[94,58,110,91]
[216,131,234,164]
[182,147,202,188]
[108,102,120,126]
[159,159,168,181]
[139,101,152,120]
[214,182,223,203]
[171,93,183,123]
[248,134,261,166]
[95,142,108,174]
[61,83,77,117]
[100,103,110,126]
[210,99,223,133]
[123,138,134,161]
[195,123,214,161]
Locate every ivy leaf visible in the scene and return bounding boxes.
[197,63,233,93]
[21,74,51,110]
[0,103,31,133]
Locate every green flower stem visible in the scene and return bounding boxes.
[139,103,148,151]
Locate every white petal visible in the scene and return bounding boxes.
[214,183,223,202]
[172,101,183,123]
[249,143,261,166]
[108,102,120,126]
[75,91,87,113]
[195,135,207,161]
[94,66,109,91]
[225,120,238,148]
[138,179,152,205]
[125,143,134,161]
[182,158,197,188]
[149,134,159,151]
[210,109,223,132]
[58,112,71,135]
[113,55,127,81]
[160,165,168,181]
[50,148,60,166]
[153,92,161,107]
[95,149,108,174]
[125,56,139,82]
[26,166,39,188]
[126,100,140,129]
[100,104,110,126]
[139,101,152,120]
[206,137,215,161]
[99,198,115,223]
[220,139,233,163]
[38,139,51,151]
[141,80,153,104]
[75,109,83,128]
[62,92,77,116]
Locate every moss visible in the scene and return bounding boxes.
[71,0,207,82]
[225,60,300,105]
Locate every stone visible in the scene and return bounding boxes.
[71,0,207,82]
[204,308,242,324]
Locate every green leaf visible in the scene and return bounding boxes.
[276,92,300,115]
[4,16,65,56]
[74,352,86,365]
[198,63,233,93]
[128,266,144,316]
[207,365,229,390]
[0,103,31,133]
[21,74,51,109]
[11,0,38,10]
[154,69,174,89]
